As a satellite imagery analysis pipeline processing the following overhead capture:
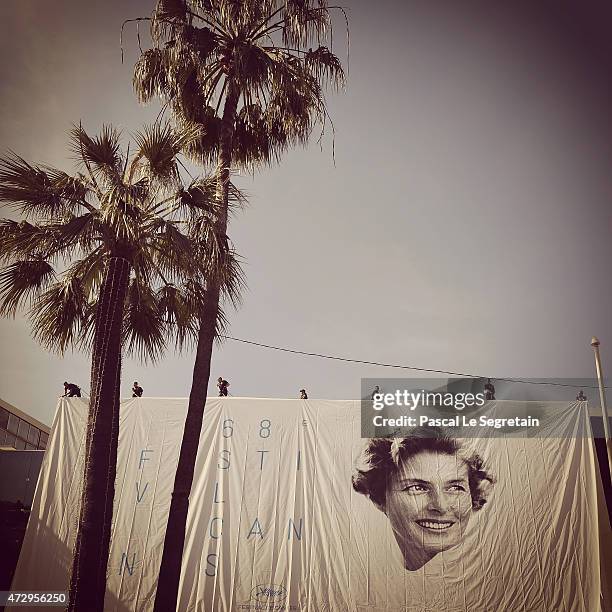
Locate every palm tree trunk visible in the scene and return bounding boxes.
[153,79,240,612]
[68,256,131,612]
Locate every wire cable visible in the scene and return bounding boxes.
[220,335,607,390]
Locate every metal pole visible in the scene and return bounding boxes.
[590,337,612,477]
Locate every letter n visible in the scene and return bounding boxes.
[288,518,303,540]
[119,552,136,576]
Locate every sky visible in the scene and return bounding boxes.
[1,0,611,426]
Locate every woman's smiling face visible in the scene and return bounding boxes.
[384,450,472,567]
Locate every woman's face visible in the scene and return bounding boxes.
[384,450,472,564]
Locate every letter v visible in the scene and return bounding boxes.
[136,482,149,503]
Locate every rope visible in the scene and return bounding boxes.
[220,335,607,390]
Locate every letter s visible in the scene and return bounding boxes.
[205,553,218,577]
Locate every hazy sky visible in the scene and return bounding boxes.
[1,0,611,425]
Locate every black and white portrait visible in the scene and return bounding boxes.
[352,429,496,571]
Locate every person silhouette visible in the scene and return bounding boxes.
[63,382,81,397]
[484,379,496,401]
[371,385,381,400]
[132,382,144,397]
[217,377,230,397]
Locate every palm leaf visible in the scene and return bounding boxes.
[282,2,331,47]
[99,192,143,245]
[180,113,222,164]
[66,248,106,298]
[234,43,273,91]
[219,249,246,310]
[304,46,345,89]
[182,24,218,61]
[146,221,196,282]
[46,212,98,259]
[173,177,217,216]
[157,282,199,350]
[43,168,90,206]
[122,277,167,363]
[155,0,187,21]
[0,154,76,218]
[29,276,89,353]
[0,259,56,316]
[0,220,54,262]
[132,123,183,187]
[133,48,170,103]
[70,124,122,183]
[76,300,98,354]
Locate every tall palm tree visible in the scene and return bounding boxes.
[0,123,242,612]
[130,1,346,608]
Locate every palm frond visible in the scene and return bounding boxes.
[227,180,248,210]
[180,113,222,164]
[188,216,226,276]
[174,178,216,215]
[146,220,196,282]
[232,104,277,166]
[66,248,106,298]
[0,154,79,218]
[182,24,218,61]
[0,220,53,262]
[132,122,200,187]
[179,275,232,341]
[151,0,191,40]
[122,277,167,363]
[76,300,98,354]
[233,44,274,92]
[157,282,199,351]
[134,48,169,103]
[99,192,143,245]
[46,212,98,259]
[282,2,331,47]
[304,46,345,89]
[214,301,231,340]
[219,249,246,309]
[182,276,208,312]
[43,168,91,207]
[29,276,89,353]
[155,0,187,21]
[70,124,122,183]
[0,259,56,316]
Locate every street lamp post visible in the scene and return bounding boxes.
[591,336,612,477]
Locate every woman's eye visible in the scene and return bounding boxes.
[403,484,428,493]
[447,484,467,492]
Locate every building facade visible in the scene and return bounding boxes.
[0,397,49,451]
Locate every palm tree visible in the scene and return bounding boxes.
[0,123,239,612]
[130,1,346,609]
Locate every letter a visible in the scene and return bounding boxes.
[247,518,264,539]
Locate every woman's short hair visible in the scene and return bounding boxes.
[352,427,496,510]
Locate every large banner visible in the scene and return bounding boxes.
[11,398,611,611]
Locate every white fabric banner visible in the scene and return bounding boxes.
[10,397,611,611]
